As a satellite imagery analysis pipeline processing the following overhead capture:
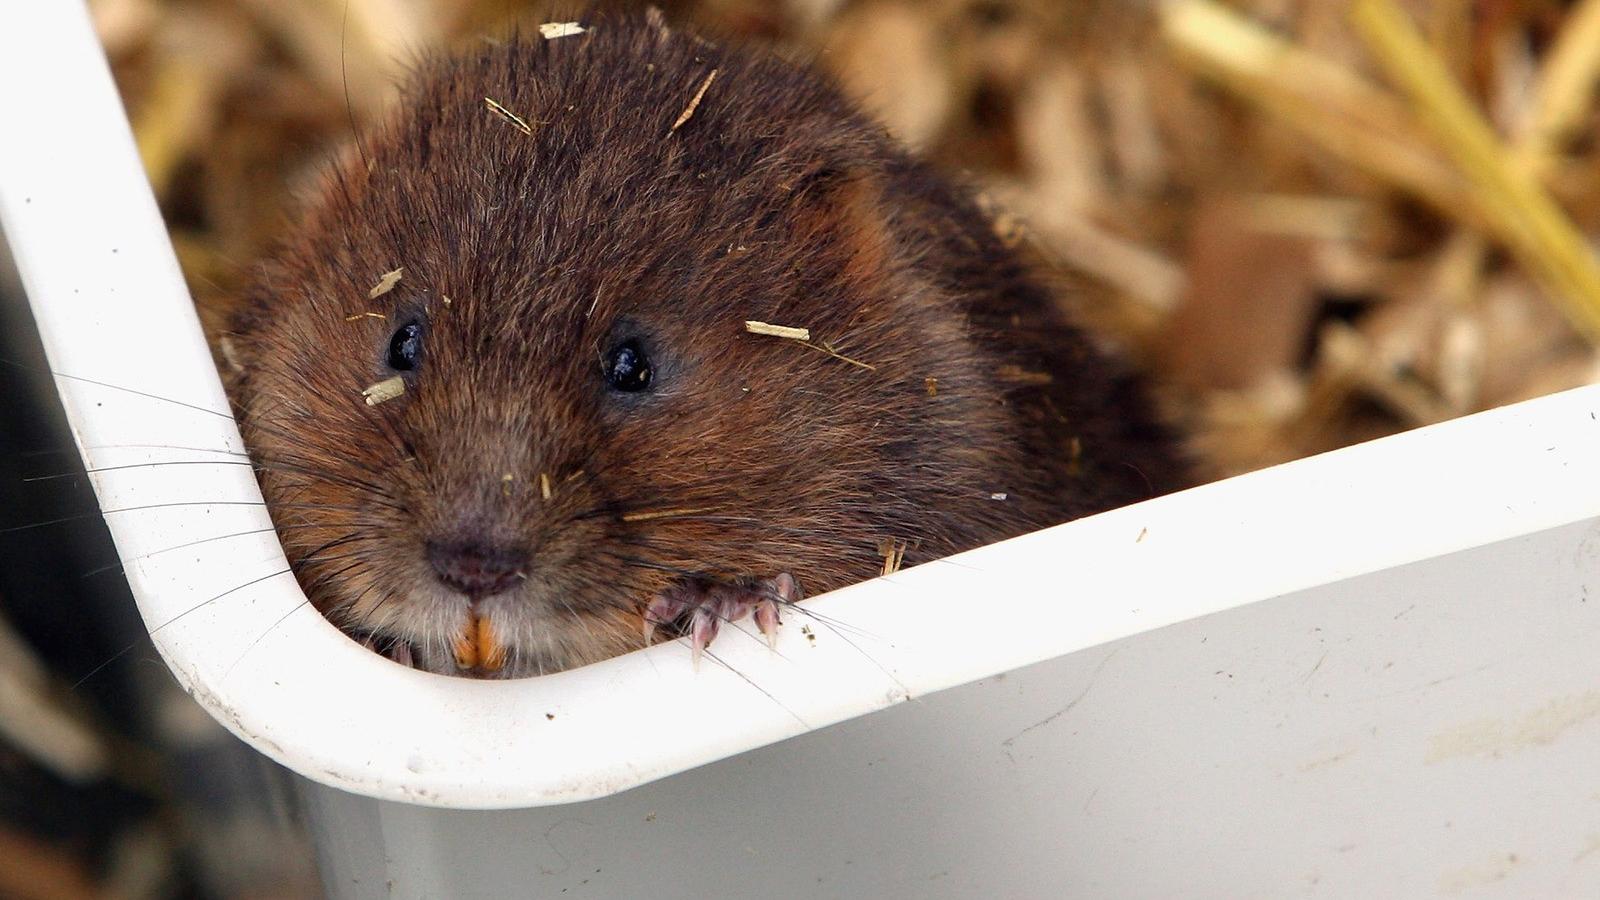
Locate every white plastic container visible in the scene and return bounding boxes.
[5,3,1600,896]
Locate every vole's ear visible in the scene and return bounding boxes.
[774,119,888,202]
[777,127,898,279]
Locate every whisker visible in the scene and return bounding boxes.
[24,459,256,482]
[0,357,235,419]
[20,443,249,459]
[75,567,295,688]
[223,598,313,682]
[340,0,369,171]
[299,560,366,594]
[607,553,704,579]
[722,616,796,662]
[701,649,809,729]
[148,568,296,638]
[70,643,142,690]
[772,599,881,641]
[80,526,282,578]
[293,552,370,567]
[794,607,906,694]
[0,499,269,534]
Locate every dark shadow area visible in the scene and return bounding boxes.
[0,240,316,899]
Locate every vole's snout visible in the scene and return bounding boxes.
[425,539,528,599]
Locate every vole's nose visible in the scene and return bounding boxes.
[426,540,528,599]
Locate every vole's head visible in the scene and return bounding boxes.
[228,19,1026,677]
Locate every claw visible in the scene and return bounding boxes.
[643,607,662,645]
[771,572,802,604]
[755,599,781,648]
[645,573,802,668]
[644,593,687,645]
[690,606,720,671]
[758,573,799,649]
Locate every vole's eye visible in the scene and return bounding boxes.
[603,339,652,392]
[388,322,423,371]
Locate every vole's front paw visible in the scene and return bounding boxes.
[644,573,801,667]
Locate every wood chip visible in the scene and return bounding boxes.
[670,69,718,132]
[746,324,874,370]
[745,320,812,341]
[361,375,405,406]
[621,506,714,522]
[539,472,552,500]
[367,268,403,299]
[996,365,1053,385]
[990,492,1009,501]
[217,335,242,375]
[344,311,385,321]
[484,97,533,135]
[925,376,938,396]
[877,538,907,576]
[539,22,585,39]
[803,340,877,371]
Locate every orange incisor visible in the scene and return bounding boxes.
[453,611,507,672]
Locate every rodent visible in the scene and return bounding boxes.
[222,8,1186,679]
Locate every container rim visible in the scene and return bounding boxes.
[5,1,1600,809]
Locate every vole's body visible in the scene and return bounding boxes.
[227,12,1184,678]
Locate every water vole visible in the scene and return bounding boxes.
[224,10,1184,678]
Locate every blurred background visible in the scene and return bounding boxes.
[4,0,1600,895]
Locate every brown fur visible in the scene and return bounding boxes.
[225,11,1185,677]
